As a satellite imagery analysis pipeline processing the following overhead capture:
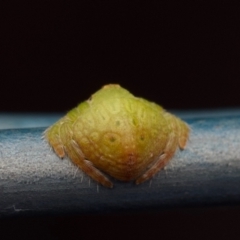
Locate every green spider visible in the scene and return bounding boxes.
[44,84,189,188]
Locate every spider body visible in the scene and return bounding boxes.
[44,84,189,188]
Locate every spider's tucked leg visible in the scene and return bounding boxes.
[46,119,113,188]
[66,139,113,188]
[135,131,178,185]
[177,120,190,150]
[44,119,67,158]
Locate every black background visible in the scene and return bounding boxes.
[1,206,240,240]
[1,1,240,239]
[2,1,240,113]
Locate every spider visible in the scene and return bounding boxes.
[44,84,189,188]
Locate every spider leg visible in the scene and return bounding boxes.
[66,139,113,188]
[136,112,183,185]
[60,121,113,188]
[44,120,66,158]
[46,119,113,188]
[135,112,189,185]
[177,120,190,150]
[135,131,178,185]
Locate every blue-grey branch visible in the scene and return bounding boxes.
[0,112,240,218]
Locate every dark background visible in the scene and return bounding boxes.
[1,1,240,113]
[1,1,240,240]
